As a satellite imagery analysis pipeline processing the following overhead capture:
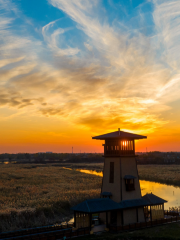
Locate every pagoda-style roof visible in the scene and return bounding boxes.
[142,193,167,205]
[71,195,167,214]
[119,198,148,209]
[71,198,120,213]
[92,129,147,140]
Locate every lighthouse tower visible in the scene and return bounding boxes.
[72,128,167,229]
[92,128,147,225]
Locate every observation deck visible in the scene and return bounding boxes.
[92,129,147,157]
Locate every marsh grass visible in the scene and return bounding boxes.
[138,165,180,187]
[0,164,101,232]
[1,163,180,232]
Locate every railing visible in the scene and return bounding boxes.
[2,215,180,239]
[164,210,179,216]
[104,150,134,156]
[0,227,90,240]
[105,149,134,156]
[109,216,180,232]
[0,223,85,240]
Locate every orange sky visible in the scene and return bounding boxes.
[0,113,180,153]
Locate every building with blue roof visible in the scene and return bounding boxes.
[72,129,167,230]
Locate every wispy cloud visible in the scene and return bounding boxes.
[0,0,180,140]
[42,19,79,56]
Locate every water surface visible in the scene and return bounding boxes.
[74,169,180,210]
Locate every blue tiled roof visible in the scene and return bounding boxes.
[142,193,167,205]
[71,198,120,213]
[119,198,148,209]
[71,194,167,213]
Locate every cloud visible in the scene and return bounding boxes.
[0,56,24,68]
[84,42,93,51]
[42,20,80,56]
[0,92,34,108]
[0,64,35,81]
[0,0,180,136]
[42,0,180,130]
[39,107,63,116]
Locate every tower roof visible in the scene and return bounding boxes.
[92,129,147,140]
[142,193,167,205]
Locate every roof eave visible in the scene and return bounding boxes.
[92,136,147,140]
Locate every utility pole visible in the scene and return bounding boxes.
[72,147,73,154]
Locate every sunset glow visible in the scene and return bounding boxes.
[0,0,180,153]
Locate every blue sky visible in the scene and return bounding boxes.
[1,0,180,152]
[14,0,155,53]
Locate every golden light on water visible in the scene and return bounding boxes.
[64,168,180,210]
[77,169,103,177]
[140,180,180,210]
[63,167,103,177]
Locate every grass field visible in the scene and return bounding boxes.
[138,165,180,187]
[0,164,101,232]
[1,163,180,232]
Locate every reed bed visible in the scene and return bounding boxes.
[0,164,101,232]
[1,163,180,232]
[138,165,180,187]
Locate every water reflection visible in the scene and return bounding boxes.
[63,168,180,210]
[77,169,103,177]
[140,180,180,210]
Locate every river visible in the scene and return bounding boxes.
[65,168,180,210]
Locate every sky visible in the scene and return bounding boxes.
[0,0,180,153]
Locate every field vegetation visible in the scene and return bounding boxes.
[138,165,180,187]
[0,164,101,232]
[1,162,180,232]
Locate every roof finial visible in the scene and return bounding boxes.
[118,128,120,135]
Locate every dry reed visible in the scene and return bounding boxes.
[0,164,101,232]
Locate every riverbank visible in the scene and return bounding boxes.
[138,165,180,187]
[62,163,180,188]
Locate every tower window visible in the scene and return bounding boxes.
[125,179,135,191]
[109,162,114,183]
[124,175,136,191]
